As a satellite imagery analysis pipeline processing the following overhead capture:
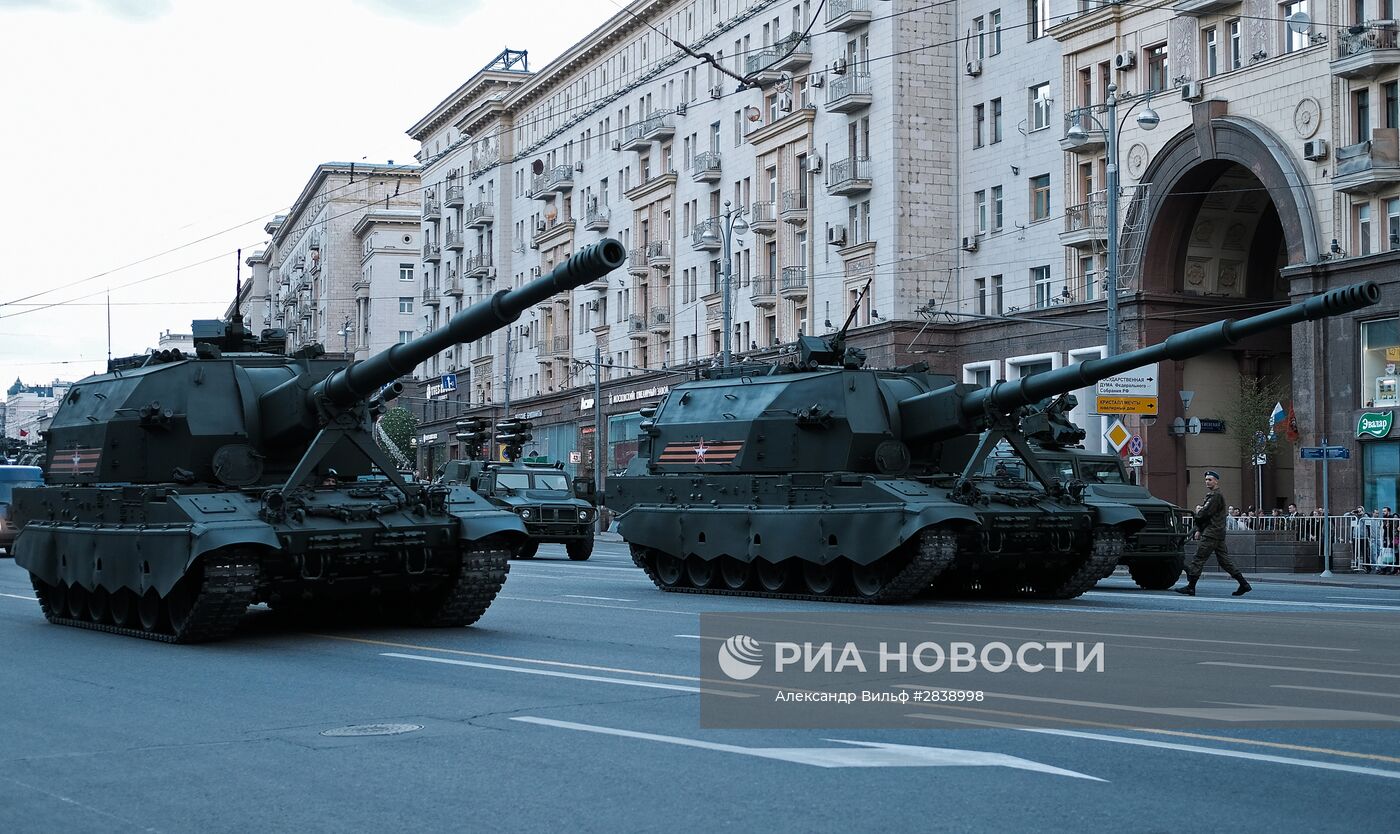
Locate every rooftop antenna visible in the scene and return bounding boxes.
[106,288,112,369]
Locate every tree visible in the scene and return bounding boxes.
[377,406,418,466]
[1222,372,1290,499]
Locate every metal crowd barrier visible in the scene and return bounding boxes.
[1180,513,1399,573]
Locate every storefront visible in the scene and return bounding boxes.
[1359,410,1398,511]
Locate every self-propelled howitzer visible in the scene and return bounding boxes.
[609,281,1379,603]
[11,238,627,642]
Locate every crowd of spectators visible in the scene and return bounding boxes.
[1216,503,1397,573]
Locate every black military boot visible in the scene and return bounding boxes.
[1174,573,1198,596]
[1231,575,1252,596]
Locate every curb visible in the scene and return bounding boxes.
[1236,575,1400,591]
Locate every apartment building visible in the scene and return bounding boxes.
[406,1,959,475]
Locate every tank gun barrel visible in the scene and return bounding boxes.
[315,239,625,408]
[900,281,1380,443]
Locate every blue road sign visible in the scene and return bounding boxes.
[442,373,458,392]
[1300,446,1350,460]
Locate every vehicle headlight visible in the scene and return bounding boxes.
[520,508,532,519]
[578,509,590,521]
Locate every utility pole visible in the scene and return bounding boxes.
[706,200,748,369]
[594,343,605,533]
[504,325,512,417]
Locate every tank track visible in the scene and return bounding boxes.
[30,551,259,644]
[1033,529,1125,599]
[414,544,510,627]
[630,528,957,604]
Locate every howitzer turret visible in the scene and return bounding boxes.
[609,282,1380,605]
[9,239,627,643]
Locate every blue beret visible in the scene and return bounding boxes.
[1204,470,1220,479]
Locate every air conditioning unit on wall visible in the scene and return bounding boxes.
[1302,139,1329,161]
[966,59,982,77]
[1180,81,1204,102]
[827,225,847,246]
[962,235,979,252]
[1114,51,1136,71]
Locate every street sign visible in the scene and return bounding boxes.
[1198,418,1226,433]
[569,450,582,464]
[1186,416,1202,435]
[1253,454,1268,466]
[1127,434,1144,455]
[1127,455,1144,468]
[441,372,458,392]
[1300,446,1350,460]
[1179,390,1195,410]
[1097,367,1159,397]
[1093,395,1158,415]
[1104,419,1131,452]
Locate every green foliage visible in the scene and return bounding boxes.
[1222,373,1289,473]
[377,406,418,463]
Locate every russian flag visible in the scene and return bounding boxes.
[1270,401,1287,427]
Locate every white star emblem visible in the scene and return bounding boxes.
[694,439,709,463]
[71,450,82,468]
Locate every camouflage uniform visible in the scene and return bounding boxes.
[1187,486,1241,578]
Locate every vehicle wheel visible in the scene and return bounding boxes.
[109,588,136,626]
[514,541,539,560]
[685,556,716,588]
[654,552,685,587]
[756,560,791,593]
[850,561,888,599]
[1129,560,1184,591]
[66,582,89,619]
[87,585,111,624]
[802,562,841,596]
[138,588,165,632]
[566,539,593,561]
[165,573,198,636]
[719,556,751,590]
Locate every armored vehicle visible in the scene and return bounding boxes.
[608,282,1378,603]
[983,406,1187,590]
[9,239,626,641]
[438,418,596,560]
[0,465,43,555]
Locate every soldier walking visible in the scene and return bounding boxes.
[1175,470,1252,596]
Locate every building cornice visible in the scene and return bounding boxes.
[747,106,817,153]
[273,163,421,249]
[408,71,530,140]
[352,210,420,238]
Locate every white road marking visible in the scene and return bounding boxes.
[498,595,693,615]
[1326,595,1400,602]
[970,691,1400,724]
[508,571,652,584]
[321,634,699,681]
[509,716,1103,779]
[563,594,637,602]
[1017,726,1400,782]
[380,652,750,697]
[0,592,37,601]
[1085,591,1400,611]
[918,619,1359,652]
[1271,685,1400,699]
[1200,662,1400,680]
[513,563,641,573]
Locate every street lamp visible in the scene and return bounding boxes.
[699,200,749,368]
[1063,83,1159,358]
[336,315,353,359]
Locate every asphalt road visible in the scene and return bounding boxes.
[2,542,1398,833]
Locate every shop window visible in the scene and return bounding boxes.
[1364,441,1399,514]
[1362,317,1400,407]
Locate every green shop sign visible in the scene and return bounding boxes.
[1357,411,1395,439]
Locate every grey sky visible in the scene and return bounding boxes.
[0,0,616,388]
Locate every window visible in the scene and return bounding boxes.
[975,277,987,315]
[1029,83,1052,131]
[1355,88,1372,143]
[991,185,1004,230]
[1027,0,1049,40]
[1079,254,1097,301]
[1203,27,1218,77]
[1387,81,1399,129]
[975,190,988,234]
[399,330,414,344]
[1032,265,1053,308]
[399,297,414,314]
[1362,318,1400,408]
[974,16,986,59]
[1356,202,1374,256]
[974,103,985,147]
[1145,44,1168,92]
[990,10,1002,55]
[991,98,1003,143]
[992,274,1004,315]
[399,263,415,281]
[1283,1,1310,54]
[1029,174,1051,221]
[1388,197,1400,249]
[1229,19,1242,70]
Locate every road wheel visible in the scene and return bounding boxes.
[719,556,751,590]
[802,562,841,596]
[566,539,593,561]
[850,561,888,599]
[685,556,715,588]
[66,582,88,619]
[87,586,111,624]
[109,588,136,626]
[1129,560,1184,590]
[138,588,165,632]
[654,552,685,587]
[514,541,539,560]
[756,560,791,593]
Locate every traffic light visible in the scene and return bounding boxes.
[454,416,490,460]
[495,417,534,462]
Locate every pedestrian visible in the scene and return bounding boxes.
[1176,470,1252,596]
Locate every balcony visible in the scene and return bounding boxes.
[825,0,871,32]
[1061,108,1107,153]
[691,151,722,183]
[749,201,777,235]
[825,72,872,113]
[779,266,809,300]
[422,197,441,221]
[621,121,650,152]
[1059,197,1109,248]
[750,275,777,307]
[465,203,494,228]
[1331,23,1400,79]
[780,189,808,223]
[628,248,651,276]
[692,217,722,251]
[744,45,786,85]
[422,242,441,263]
[1172,0,1238,14]
[552,335,572,357]
[533,218,576,249]
[627,313,648,340]
[444,274,464,297]
[531,164,574,199]
[464,252,493,279]
[642,113,675,142]
[445,184,465,208]
[773,33,812,71]
[646,239,672,269]
[826,157,872,196]
[585,203,611,231]
[423,287,441,307]
[583,273,611,292]
[445,229,465,251]
[649,305,672,334]
[1334,129,1400,193]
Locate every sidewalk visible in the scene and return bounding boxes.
[1225,570,1400,591]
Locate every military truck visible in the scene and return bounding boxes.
[437,418,596,560]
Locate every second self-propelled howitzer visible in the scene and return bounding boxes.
[9,239,627,642]
[609,282,1379,603]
